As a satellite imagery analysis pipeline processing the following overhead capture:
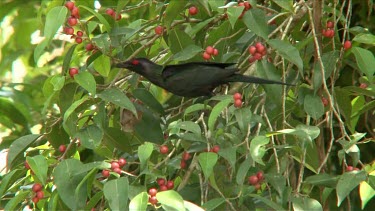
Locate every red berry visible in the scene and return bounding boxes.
[346,166,354,171]
[248,46,256,55]
[213,48,219,56]
[343,40,352,50]
[255,42,265,53]
[166,180,174,189]
[58,144,66,153]
[64,27,74,35]
[118,158,127,167]
[69,68,78,78]
[324,29,334,38]
[248,175,259,185]
[254,183,261,190]
[86,43,94,51]
[205,46,214,55]
[244,2,252,10]
[359,83,368,89]
[326,21,334,29]
[248,57,256,63]
[111,162,120,170]
[212,145,220,153]
[36,190,44,199]
[354,167,360,171]
[256,171,264,181]
[25,161,30,169]
[234,99,242,108]
[32,196,39,204]
[180,160,187,169]
[148,188,158,196]
[233,92,242,100]
[321,97,328,107]
[253,53,262,60]
[188,6,198,16]
[76,31,83,37]
[106,8,115,16]
[149,196,158,205]
[102,169,110,177]
[159,185,168,191]
[113,167,122,174]
[157,178,166,186]
[202,52,211,60]
[155,25,164,35]
[115,13,122,21]
[71,6,80,18]
[159,145,169,154]
[67,16,78,26]
[75,37,83,44]
[182,151,191,161]
[238,2,244,6]
[32,183,43,193]
[65,2,75,10]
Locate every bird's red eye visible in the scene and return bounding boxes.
[132,59,139,65]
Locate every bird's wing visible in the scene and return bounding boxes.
[162,62,237,79]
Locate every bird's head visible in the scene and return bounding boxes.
[115,58,161,75]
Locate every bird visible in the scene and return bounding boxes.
[115,58,293,97]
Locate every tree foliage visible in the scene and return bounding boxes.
[1,0,375,210]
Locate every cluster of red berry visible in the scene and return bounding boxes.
[238,1,252,19]
[180,151,192,169]
[31,183,44,204]
[248,42,267,63]
[202,46,219,61]
[105,8,122,21]
[233,92,243,108]
[101,158,127,177]
[322,21,335,38]
[248,171,264,190]
[188,6,198,16]
[148,179,175,205]
[205,145,220,153]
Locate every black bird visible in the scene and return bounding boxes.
[116,58,293,97]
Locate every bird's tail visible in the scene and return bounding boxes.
[225,74,294,86]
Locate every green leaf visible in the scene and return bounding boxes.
[272,0,294,12]
[352,47,375,81]
[227,7,244,29]
[234,107,252,132]
[243,8,269,39]
[172,45,203,62]
[63,95,89,135]
[218,147,236,169]
[184,103,212,116]
[292,196,323,211]
[104,177,129,211]
[250,136,269,165]
[0,170,24,198]
[4,190,29,211]
[98,88,137,116]
[53,159,87,210]
[156,190,185,211]
[336,170,367,206]
[168,29,194,54]
[313,51,339,92]
[236,157,252,185]
[79,5,111,32]
[202,198,226,211]
[74,71,97,96]
[138,142,153,170]
[198,152,218,179]
[264,174,286,196]
[304,174,338,188]
[129,192,148,211]
[0,97,28,127]
[360,173,375,210]
[248,193,286,211]
[134,109,164,144]
[103,127,136,154]
[93,54,111,77]
[26,155,48,185]
[353,33,375,45]
[268,39,303,72]
[50,75,65,91]
[75,124,103,149]
[176,121,201,134]
[133,88,164,114]
[164,0,188,28]
[7,134,40,169]
[304,94,324,120]
[208,98,232,131]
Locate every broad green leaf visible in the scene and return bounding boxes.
[304,94,324,120]
[313,51,339,92]
[0,170,23,198]
[164,0,188,28]
[249,136,269,165]
[98,88,137,116]
[268,39,303,71]
[53,159,87,210]
[243,8,269,39]
[74,71,97,96]
[234,107,252,132]
[93,55,111,77]
[134,109,164,144]
[352,47,375,81]
[133,88,164,114]
[75,125,103,149]
[50,75,65,91]
[104,177,129,211]
[79,5,111,32]
[103,127,136,154]
[4,190,29,211]
[156,190,185,211]
[336,170,367,206]
[360,171,375,209]
[202,198,226,211]
[168,29,194,54]
[265,174,286,196]
[272,0,293,12]
[184,103,212,116]
[176,121,201,134]
[129,192,148,211]
[353,33,375,45]
[85,192,104,210]
[26,155,48,185]
[236,157,253,185]
[62,44,77,75]
[248,194,286,211]
[218,147,236,169]
[7,134,40,169]
[227,7,244,29]
[172,45,203,62]
[198,152,218,180]
[208,98,232,131]
[292,197,323,211]
[0,97,28,127]
[304,174,338,188]
[138,142,153,170]
[63,95,89,135]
